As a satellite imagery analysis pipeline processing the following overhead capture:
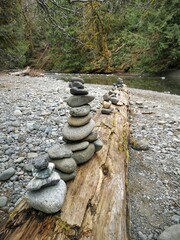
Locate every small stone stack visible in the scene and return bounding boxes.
[26,155,67,214]
[101,77,124,115]
[48,143,77,182]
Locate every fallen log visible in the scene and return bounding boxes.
[0,89,130,240]
[9,67,44,77]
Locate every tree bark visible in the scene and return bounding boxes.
[0,88,130,240]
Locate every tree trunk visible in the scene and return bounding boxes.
[0,88,130,240]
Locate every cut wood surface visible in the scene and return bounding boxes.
[0,89,130,240]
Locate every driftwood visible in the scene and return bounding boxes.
[9,66,44,77]
[0,89,130,240]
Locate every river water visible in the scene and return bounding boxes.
[53,70,180,95]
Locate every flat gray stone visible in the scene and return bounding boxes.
[69,81,84,89]
[0,196,8,207]
[56,170,76,182]
[70,77,84,84]
[67,113,91,127]
[83,131,98,142]
[67,95,95,107]
[32,163,55,179]
[70,87,88,95]
[0,167,15,181]
[70,104,91,117]
[62,119,95,141]
[158,224,180,240]
[101,108,113,114]
[51,158,77,173]
[26,179,67,214]
[27,171,60,191]
[48,144,72,159]
[73,143,95,164]
[93,138,103,152]
[66,141,89,152]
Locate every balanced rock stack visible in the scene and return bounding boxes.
[101,77,124,115]
[26,155,67,214]
[62,77,103,164]
[48,143,77,182]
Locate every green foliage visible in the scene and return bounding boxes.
[0,0,179,73]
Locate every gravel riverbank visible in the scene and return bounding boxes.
[0,74,179,239]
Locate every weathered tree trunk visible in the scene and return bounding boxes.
[0,89,130,240]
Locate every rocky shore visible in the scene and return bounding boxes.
[0,74,179,239]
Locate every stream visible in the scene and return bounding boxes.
[51,69,180,95]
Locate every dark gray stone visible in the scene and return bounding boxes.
[32,155,49,170]
[103,93,111,101]
[70,104,91,117]
[110,97,119,105]
[62,119,95,141]
[73,143,95,164]
[83,131,98,142]
[93,138,103,152]
[48,144,72,159]
[70,87,88,96]
[69,81,84,89]
[52,157,77,173]
[101,108,113,114]
[27,171,60,191]
[67,95,95,107]
[26,179,67,214]
[0,167,15,181]
[158,224,180,240]
[67,113,91,127]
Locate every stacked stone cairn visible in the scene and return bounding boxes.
[26,155,67,214]
[26,77,103,214]
[101,77,124,115]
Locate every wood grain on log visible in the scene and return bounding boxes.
[0,89,129,240]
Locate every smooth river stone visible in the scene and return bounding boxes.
[101,108,113,114]
[70,77,84,84]
[48,144,72,159]
[93,138,103,152]
[27,171,60,191]
[69,81,84,89]
[66,141,89,152]
[62,119,95,141]
[70,87,88,96]
[67,113,91,127]
[110,97,119,105]
[70,104,91,117]
[26,179,67,214]
[67,95,95,107]
[0,167,15,181]
[56,170,76,182]
[32,155,49,170]
[83,131,98,142]
[51,158,77,174]
[73,144,95,165]
[102,101,111,109]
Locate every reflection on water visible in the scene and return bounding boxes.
[53,70,180,95]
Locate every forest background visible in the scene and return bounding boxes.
[0,0,179,74]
